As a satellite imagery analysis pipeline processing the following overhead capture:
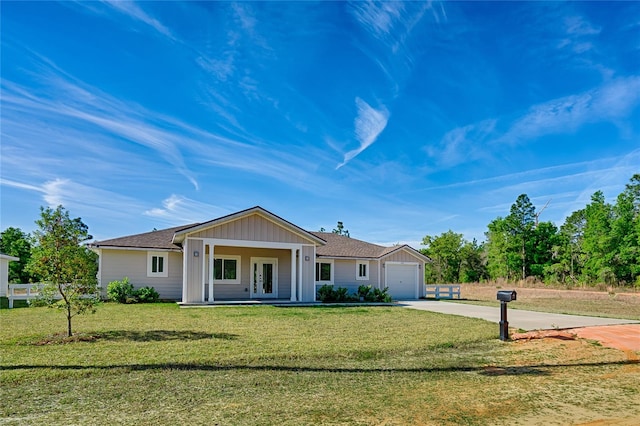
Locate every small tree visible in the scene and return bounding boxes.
[27,206,99,337]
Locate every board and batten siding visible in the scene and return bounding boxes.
[184,240,204,303]
[300,245,316,301]
[381,250,426,297]
[99,249,183,300]
[190,215,310,244]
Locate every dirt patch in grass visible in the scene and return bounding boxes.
[32,332,101,345]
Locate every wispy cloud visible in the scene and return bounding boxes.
[557,15,600,54]
[143,194,229,226]
[500,76,640,144]
[337,98,389,169]
[74,0,176,41]
[428,77,640,167]
[1,54,204,189]
[426,119,496,167]
[0,177,142,223]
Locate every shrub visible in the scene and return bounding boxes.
[107,277,135,303]
[317,284,336,302]
[357,285,372,300]
[371,287,392,303]
[135,286,159,303]
[107,278,159,304]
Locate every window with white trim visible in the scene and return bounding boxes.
[315,260,333,283]
[356,261,369,280]
[147,252,168,278]
[213,255,241,284]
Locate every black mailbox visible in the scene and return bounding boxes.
[497,290,517,302]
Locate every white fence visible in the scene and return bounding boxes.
[424,285,461,300]
[6,283,45,308]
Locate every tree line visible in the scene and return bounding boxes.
[420,174,640,287]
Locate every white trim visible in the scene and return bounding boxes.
[315,259,334,285]
[384,261,419,299]
[191,237,308,250]
[250,257,278,298]
[313,246,317,302]
[181,240,188,303]
[147,251,168,278]
[290,249,296,301]
[356,260,369,281]
[212,255,241,285]
[208,244,214,302]
[95,248,103,291]
[297,249,303,302]
[95,246,182,253]
[0,254,20,261]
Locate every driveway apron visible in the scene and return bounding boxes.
[400,300,640,331]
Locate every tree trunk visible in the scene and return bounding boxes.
[67,305,73,337]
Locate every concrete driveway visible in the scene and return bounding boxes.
[400,300,640,331]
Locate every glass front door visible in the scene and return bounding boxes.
[251,258,278,298]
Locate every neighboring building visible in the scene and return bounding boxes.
[90,207,430,303]
[0,253,20,298]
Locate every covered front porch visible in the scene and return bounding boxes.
[181,238,317,304]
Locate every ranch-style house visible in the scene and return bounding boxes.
[90,206,430,303]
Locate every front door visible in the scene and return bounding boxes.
[251,258,278,298]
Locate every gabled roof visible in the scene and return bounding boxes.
[311,232,431,262]
[91,223,198,251]
[172,206,326,246]
[90,207,430,262]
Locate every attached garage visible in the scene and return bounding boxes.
[385,262,419,299]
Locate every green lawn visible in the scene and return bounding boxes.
[1,303,638,425]
[448,285,640,320]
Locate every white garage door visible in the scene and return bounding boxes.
[386,264,418,299]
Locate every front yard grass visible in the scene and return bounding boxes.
[448,284,640,320]
[1,303,638,425]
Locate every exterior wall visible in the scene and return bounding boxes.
[317,258,381,295]
[205,246,292,300]
[184,240,203,303]
[301,246,315,301]
[0,259,10,297]
[190,214,311,244]
[381,250,426,297]
[99,249,183,300]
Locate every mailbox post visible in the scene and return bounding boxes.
[496,290,517,341]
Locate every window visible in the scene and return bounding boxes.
[356,261,369,280]
[213,256,240,284]
[147,252,168,278]
[315,261,333,283]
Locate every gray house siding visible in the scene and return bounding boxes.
[99,249,183,300]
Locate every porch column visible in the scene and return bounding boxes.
[290,248,296,301]
[208,244,215,302]
[182,239,189,303]
[297,249,302,302]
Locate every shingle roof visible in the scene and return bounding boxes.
[91,219,429,262]
[310,232,387,258]
[91,223,199,251]
[310,232,430,261]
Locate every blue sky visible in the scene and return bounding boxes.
[1,1,639,247]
